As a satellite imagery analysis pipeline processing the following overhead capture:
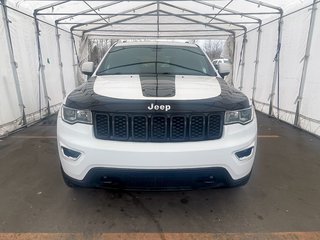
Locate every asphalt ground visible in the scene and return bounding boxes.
[0,112,320,239]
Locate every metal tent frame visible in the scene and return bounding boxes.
[0,0,319,132]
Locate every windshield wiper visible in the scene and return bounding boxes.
[97,61,210,76]
[96,61,156,75]
[156,61,210,76]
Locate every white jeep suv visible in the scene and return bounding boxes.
[57,41,257,190]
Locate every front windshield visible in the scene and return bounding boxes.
[96,45,216,76]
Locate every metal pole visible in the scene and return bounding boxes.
[294,0,318,126]
[82,0,109,24]
[55,22,66,98]
[33,11,50,115]
[193,0,262,24]
[157,1,159,38]
[71,2,156,31]
[230,32,236,87]
[208,0,234,23]
[70,31,80,87]
[160,2,246,31]
[34,0,69,13]
[56,1,121,23]
[239,31,248,91]
[37,11,280,16]
[268,13,283,117]
[244,0,283,12]
[84,33,232,38]
[1,0,26,125]
[252,22,262,105]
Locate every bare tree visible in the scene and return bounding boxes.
[88,39,114,67]
[200,40,224,61]
[87,39,225,65]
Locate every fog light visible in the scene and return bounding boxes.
[61,146,81,160]
[235,147,254,160]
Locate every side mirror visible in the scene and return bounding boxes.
[81,62,95,76]
[217,62,231,78]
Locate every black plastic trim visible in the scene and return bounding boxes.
[93,112,223,142]
[65,77,250,113]
[61,167,252,190]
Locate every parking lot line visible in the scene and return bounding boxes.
[258,135,280,138]
[1,232,320,240]
[10,136,57,139]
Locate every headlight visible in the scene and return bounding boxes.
[225,107,253,125]
[62,105,92,124]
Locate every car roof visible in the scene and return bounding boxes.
[115,41,198,48]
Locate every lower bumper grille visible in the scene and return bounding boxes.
[93,112,223,142]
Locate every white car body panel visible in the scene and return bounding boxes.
[57,110,257,181]
[93,75,222,100]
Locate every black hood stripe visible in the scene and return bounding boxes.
[140,74,175,97]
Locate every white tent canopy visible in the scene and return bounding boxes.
[5,0,311,39]
[1,0,320,137]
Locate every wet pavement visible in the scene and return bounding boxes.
[0,112,320,238]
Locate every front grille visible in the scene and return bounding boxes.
[94,112,223,142]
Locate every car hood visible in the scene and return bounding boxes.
[65,74,249,113]
[93,74,222,100]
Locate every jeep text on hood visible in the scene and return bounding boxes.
[57,42,257,190]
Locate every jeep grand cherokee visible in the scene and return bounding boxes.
[57,41,257,190]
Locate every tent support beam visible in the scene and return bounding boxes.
[37,11,280,16]
[193,0,262,24]
[82,1,109,24]
[252,22,262,104]
[1,0,26,126]
[83,9,158,33]
[34,1,70,13]
[56,1,121,23]
[59,21,258,25]
[268,14,283,117]
[239,31,248,91]
[229,33,236,86]
[159,2,243,33]
[72,2,156,31]
[208,0,233,23]
[294,0,318,126]
[86,34,231,38]
[244,0,282,12]
[159,9,235,34]
[157,0,159,38]
[55,23,67,98]
[33,12,51,116]
[70,31,80,87]
[81,29,240,33]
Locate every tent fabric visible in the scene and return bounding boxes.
[0,4,78,137]
[299,9,320,134]
[0,8,21,135]
[233,3,320,136]
[0,0,320,137]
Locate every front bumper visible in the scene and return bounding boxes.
[57,111,257,183]
[62,167,251,190]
